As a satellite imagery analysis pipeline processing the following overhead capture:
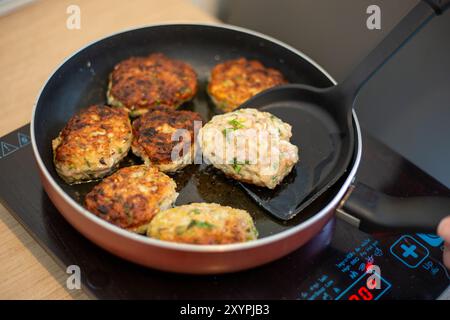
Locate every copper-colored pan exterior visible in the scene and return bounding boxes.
[31,24,362,274]
[40,168,339,273]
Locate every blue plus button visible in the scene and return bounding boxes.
[400,244,418,258]
[390,235,429,268]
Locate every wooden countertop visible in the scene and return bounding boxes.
[0,0,217,299]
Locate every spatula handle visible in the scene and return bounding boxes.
[337,1,445,103]
[339,182,450,233]
[424,0,450,14]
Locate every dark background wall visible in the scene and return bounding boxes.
[215,0,450,187]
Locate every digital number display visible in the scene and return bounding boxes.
[335,272,391,300]
[347,285,374,300]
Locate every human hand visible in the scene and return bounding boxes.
[437,216,450,269]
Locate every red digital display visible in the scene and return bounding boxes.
[336,273,390,300]
[348,286,374,300]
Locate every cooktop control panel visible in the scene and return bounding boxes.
[298,221,449,300]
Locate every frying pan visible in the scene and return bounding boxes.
[31,2,449,274]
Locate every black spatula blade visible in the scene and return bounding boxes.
[236,86,349,220]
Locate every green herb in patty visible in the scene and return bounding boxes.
[232,158,250,174]
[234,164,242,174]
[228,118,245,130]
[222,128,231,137]
[187,219,215,230]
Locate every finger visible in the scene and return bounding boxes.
[443,242,450,269]
[437,216,450,243]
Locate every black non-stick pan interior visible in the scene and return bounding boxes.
[33,24,356,238]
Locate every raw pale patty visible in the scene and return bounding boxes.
[199,108,299,189]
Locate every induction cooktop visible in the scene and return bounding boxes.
[0,125,448,299]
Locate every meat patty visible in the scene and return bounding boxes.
[52,105,132,184]
[107,53,198,117]
[199,108,299,189]
[208,58,287,112]
[131,108,202,172]
[85,165,178,233]
[148,203,258,244]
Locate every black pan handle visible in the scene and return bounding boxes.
[338,182,450,233]
[338,0,449,101]
[424,0,450,14]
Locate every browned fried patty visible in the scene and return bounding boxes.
[131,108,202,172]
[52,105,132,184]
[107,53,198,116]
[208,58,287,112]
[148,203,258,244]
[85,165,178,233]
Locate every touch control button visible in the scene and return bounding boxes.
[390,235,429,268]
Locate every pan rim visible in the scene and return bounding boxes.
[30,22,362,253]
